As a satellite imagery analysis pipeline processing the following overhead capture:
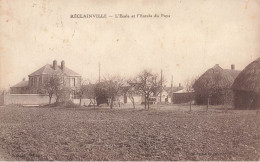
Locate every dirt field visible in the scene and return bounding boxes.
[0,104,259,161]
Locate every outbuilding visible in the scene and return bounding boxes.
[232,57,260,109]
[193,64,240,105]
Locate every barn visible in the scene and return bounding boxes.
[193,64,240,105]
[231,57,260,109]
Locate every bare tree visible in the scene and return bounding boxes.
[57,86,72,104]
[196,73,231,111]
[103,75,124,109]
[76,79,89,106]
[84,83,96,108]
[184,77,196,111]
[76,85,86,106]
[123,80,139,109]
[134,70,164,110]
[41,74,73,105]
[41,75,62,104]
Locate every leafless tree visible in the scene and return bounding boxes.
[76,85,86,106]
[134,69,164,110]
[41,75,62,104]
[57,86,72,104]
[123,80,139,109]
[184,77,196,111]
[202,74,229,111]
[41,74,73,105]
[84,83,96,108]
[103,75,125,109]
[76,79,89,106]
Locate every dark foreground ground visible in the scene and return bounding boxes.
[0,104,259,161]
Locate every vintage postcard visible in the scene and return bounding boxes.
[0,0,259,161]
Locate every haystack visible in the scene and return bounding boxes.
[193,64,234,105]
[232,57,260,109]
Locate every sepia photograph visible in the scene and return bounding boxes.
[0,0,259,161]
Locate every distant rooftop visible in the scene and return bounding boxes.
[28,60,81,77]
[224,69,241,79]
[11,80,28,88]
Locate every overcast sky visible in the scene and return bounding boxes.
[0,0,260,89]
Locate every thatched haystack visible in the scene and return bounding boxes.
[232,57,260,109]
[193,64,234,105]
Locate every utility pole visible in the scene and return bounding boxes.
[171,75,173,102]
[171,75,173,90]
[160,69,162,103]
[98,62,100,83]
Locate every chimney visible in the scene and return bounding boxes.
[61,60,65,71]
[53,60,57,70]
[231,64,235,70]
[179,83,181,87]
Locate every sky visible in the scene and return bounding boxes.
[0,0,260,89]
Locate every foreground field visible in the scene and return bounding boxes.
[0,105,259,161]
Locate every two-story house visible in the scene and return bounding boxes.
[11,60,81,97]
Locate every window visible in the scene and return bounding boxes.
[34,77,37,86]
[31,78,34,86]
[39,77,42,86]
[70,78,75,87]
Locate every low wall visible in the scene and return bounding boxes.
[0,93,4,106]
[73,99,92,106]
[118,96,142,104]
[0,93,54,105]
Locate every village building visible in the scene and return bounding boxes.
[172,88,195,104]
[10,60,81,97]
[119,84,183,105]
[139,84,184,104]
[162,84,184,103]
[10,78,29,94]
[232,57,260,109]
[193,64,240,105]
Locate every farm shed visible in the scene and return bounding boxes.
[193,64,240,105]
[232,57,260,109]
[172,89,195,104]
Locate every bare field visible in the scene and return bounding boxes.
[0,105,259,161]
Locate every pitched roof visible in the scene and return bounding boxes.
[11,80,29,88]
[28,64,81,77]
[163,86,184,93]
[224,69,241,79]
[193,64,235,91]
[232,57,260,92]
[173,88,195,93]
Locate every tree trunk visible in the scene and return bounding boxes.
[94,98,96,109]
[110,98,113,109]
[132,97,135,109]
[190,101,192,112]
[49,96,52,104]
[207,97,209,111]
[79,98,82,106]
[144,96,147,109]
[147,95,150,110]
[129,95,135,109]
[55,93,60,104]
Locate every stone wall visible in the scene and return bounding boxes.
[0,93,54,105]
